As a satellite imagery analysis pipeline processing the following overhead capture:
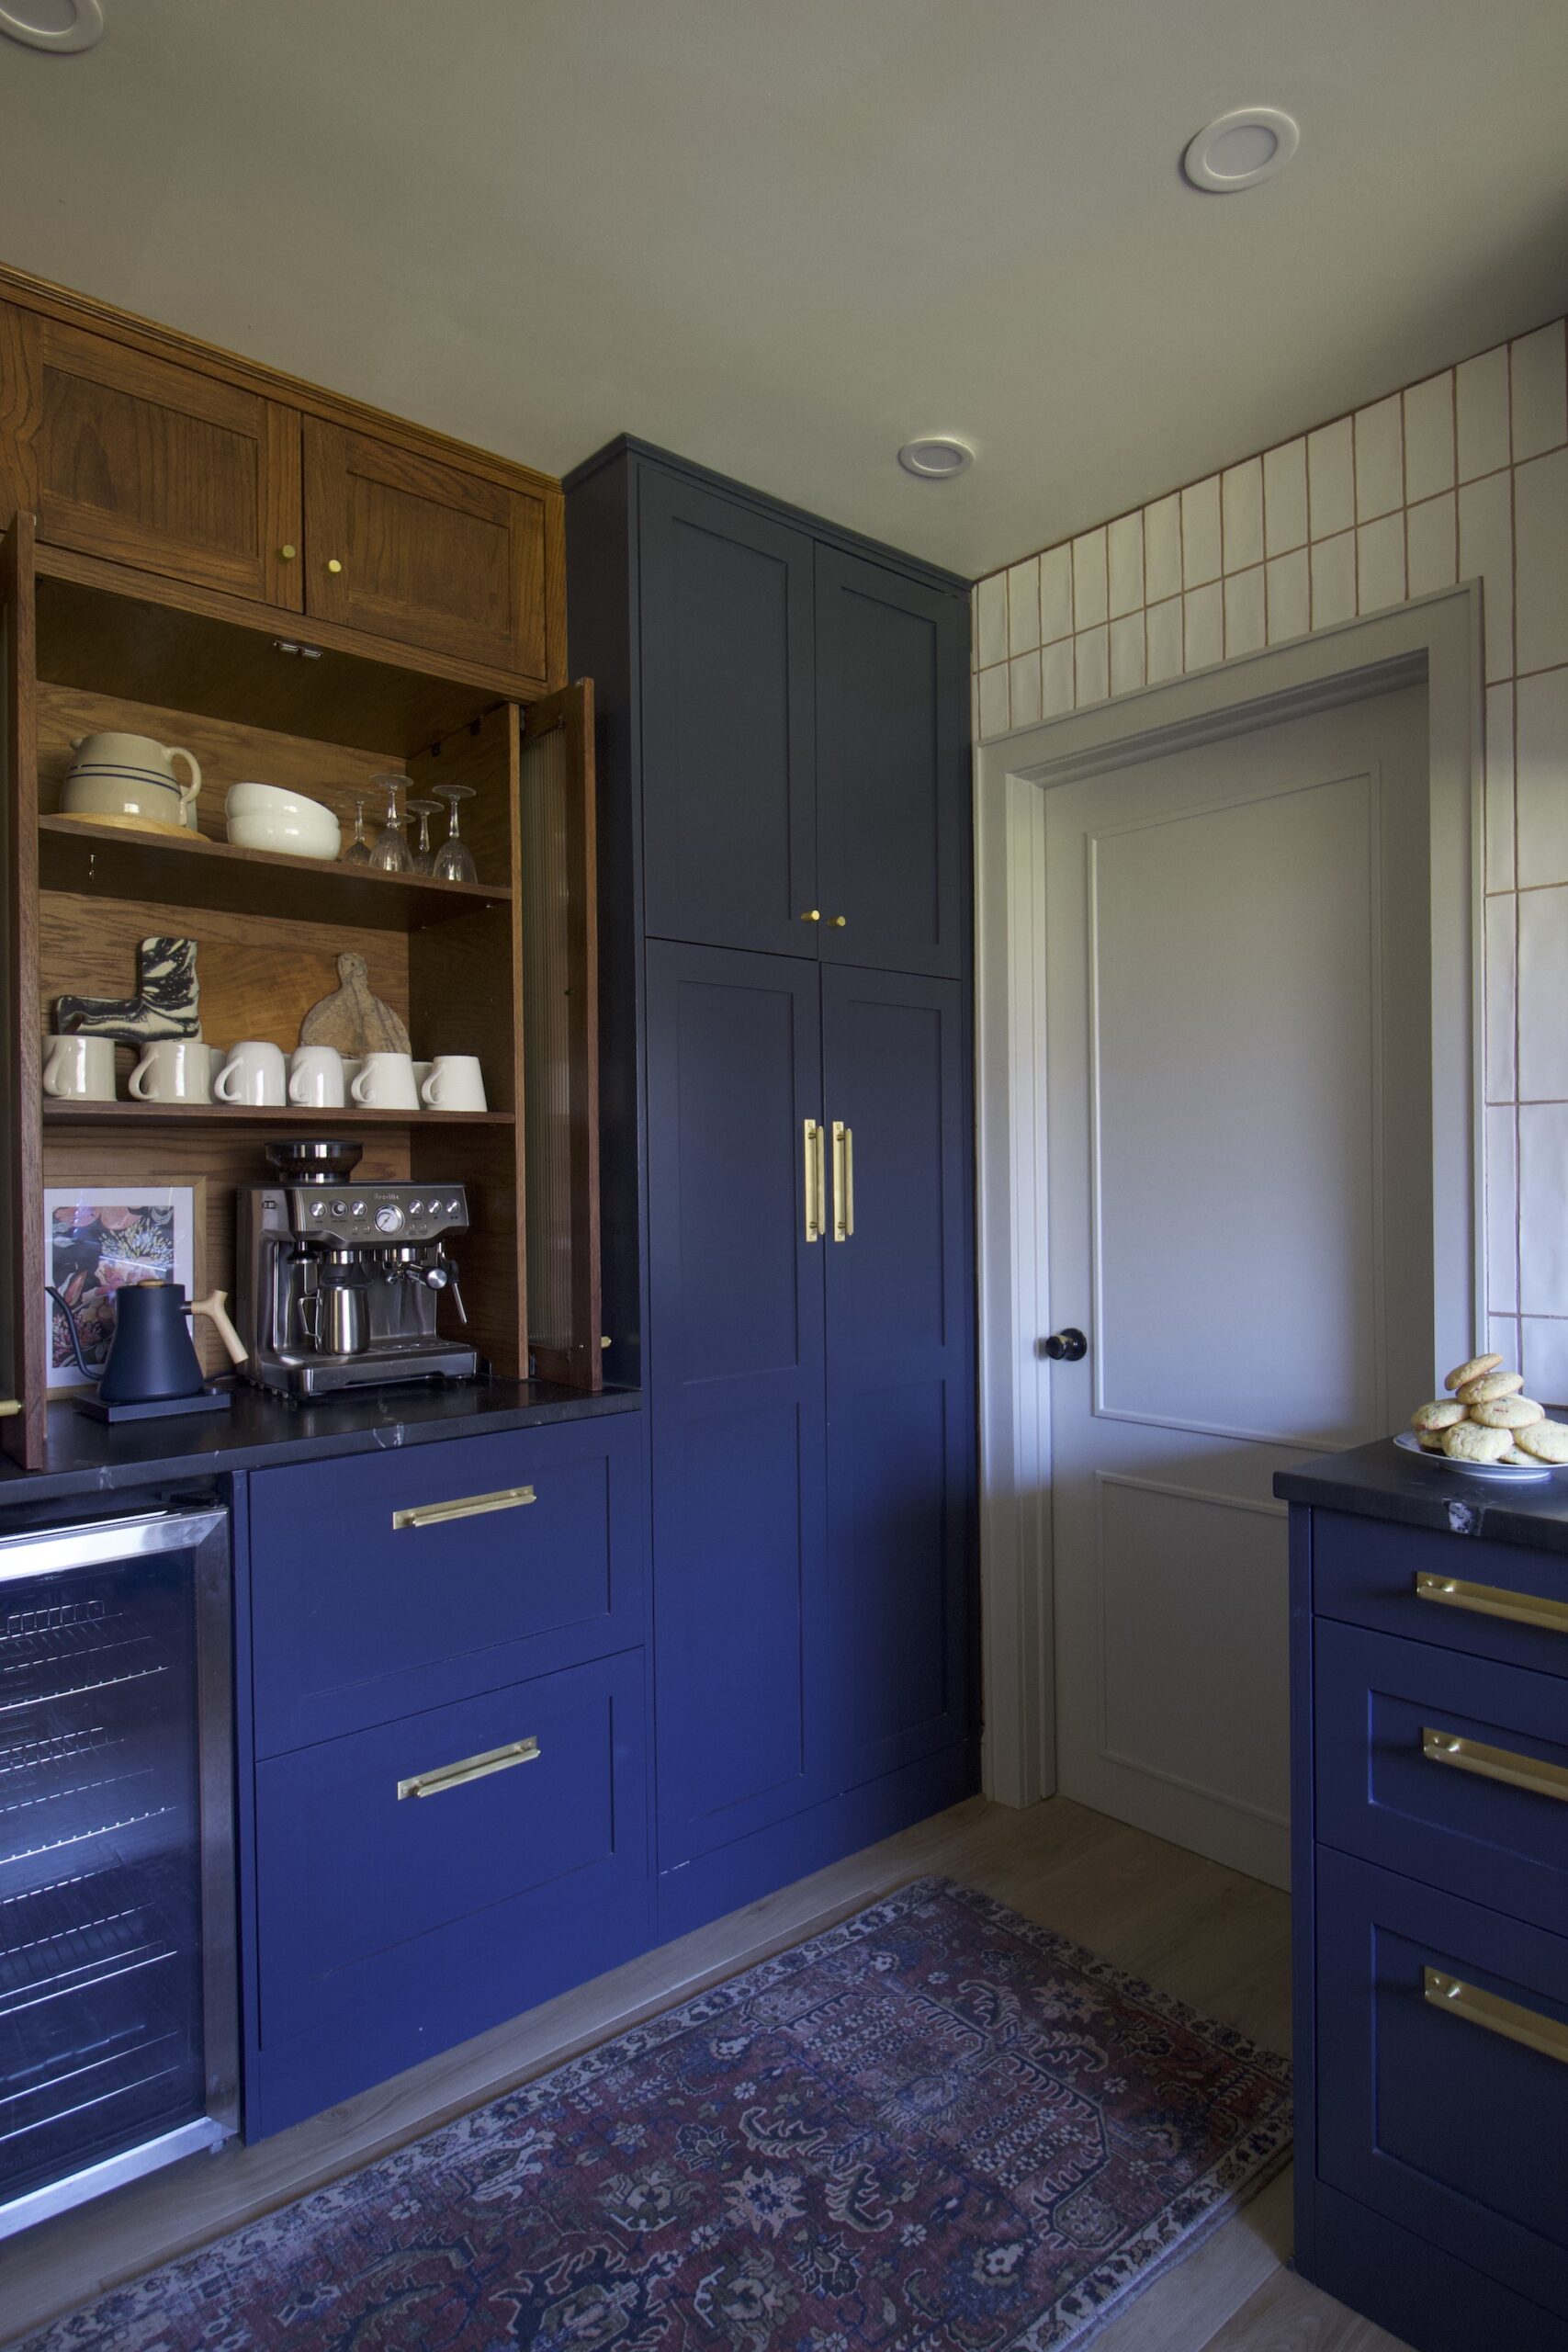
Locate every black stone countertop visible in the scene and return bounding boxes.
[1276,1438,1568,1555]
[0,1378,642,1513]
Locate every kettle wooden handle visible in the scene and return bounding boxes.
[192,1288,248,1365]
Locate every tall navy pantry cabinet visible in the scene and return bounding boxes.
[566,438,979,1938]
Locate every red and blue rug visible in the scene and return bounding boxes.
[21,1877,1292,2351]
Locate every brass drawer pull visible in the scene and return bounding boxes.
[831,1119,854,1241]
[398,1734,539,1800]
[1422,1726,1568,1804]
[803,1119,826,1244]
[1415,1571,1568,1636]
[392,1483,536,1531]
[1424,1967,1568,2065]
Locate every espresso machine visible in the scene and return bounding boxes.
[235,1140,479,1397]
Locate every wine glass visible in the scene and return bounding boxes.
[341,790,372,866]
[432,785,478,884]
[367,773,414,875]
[406,797,442,876]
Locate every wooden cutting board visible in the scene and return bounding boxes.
[299,953,411,1057]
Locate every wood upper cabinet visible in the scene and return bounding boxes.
[1,306,303,608]
[302,419,548,681]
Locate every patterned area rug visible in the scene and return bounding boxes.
[21,1877,1292,2352]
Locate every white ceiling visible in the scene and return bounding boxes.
[1,0,1564,579]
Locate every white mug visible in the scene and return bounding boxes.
[288,1045,345,1108]
[129,1037,215,1102]
[351,1051,419,1110]
[421,1054,487,1113]
[214,1040,287,1106]
[42,1035,116,1102]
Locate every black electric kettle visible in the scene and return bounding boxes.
[47,1279,248,1408]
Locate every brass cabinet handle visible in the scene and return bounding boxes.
[392,1483,536,1531]
[1422,1726,1568,1804]
[803,1119,825,1243]
[829,914,847,927]
[398,1734,539,1801]
[800,909,820,922]
[0,1401,20,1419]
[1415,1571,1568,1636]
[1423,1966,1568,2065]
[326,557,344,573]
[831,1119,854,1241]
[278,542,297,560]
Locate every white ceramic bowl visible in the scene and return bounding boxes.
[225,782,341,861]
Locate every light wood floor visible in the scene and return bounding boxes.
[0,1793,1412,2351]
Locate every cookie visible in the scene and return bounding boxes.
[1515,1418,1568,1464]
[1417,1430,1450,1453]
[1501,1446,1538,1465]
[1457,1370,1525,1404]
[1442,1421,1513,1463]
[1445,1353,1503,1393]
[1470,1395,1544,1429]
[1411,1398,1468,1432]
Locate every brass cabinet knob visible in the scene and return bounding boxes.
[327,558,344,574]
[829,914,847,927]
[800,908,820,922]
[278,542,297,561]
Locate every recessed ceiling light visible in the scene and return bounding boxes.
[1182,107,1299,193]
[0,0,102,51]
[898,437,974,481]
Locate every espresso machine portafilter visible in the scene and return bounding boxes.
[235,1140,479,1396]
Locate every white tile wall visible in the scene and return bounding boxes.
[973,315,1568,1368]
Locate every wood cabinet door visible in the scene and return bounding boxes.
[302,418,547,679]
[815,547,969,977]
[646,942,831,1870]
[638,468,817,956]
[821,966,974,1788]
[10,309,302,607]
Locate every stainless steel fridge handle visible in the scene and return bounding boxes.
[0,1509,228,1584]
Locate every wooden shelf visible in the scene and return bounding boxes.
[42,1102,513,1131]
[38,816,510,930]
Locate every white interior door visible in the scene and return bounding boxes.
[1045,684,1432,1886]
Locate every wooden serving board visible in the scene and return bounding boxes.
[299,951,411,1056]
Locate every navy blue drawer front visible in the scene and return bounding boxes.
[1313,1509,1568,1681]
[249,1415,645,1754]
[1316,1848,1568,2321]
[1316,1618,1568,1939]
[250,1650,649,2132]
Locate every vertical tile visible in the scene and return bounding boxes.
[1182,581,1224,670]
[970,673,978,739]
[1458,470,1514,684]
[1490,1313,1524,1380]
[1145,595,1183,684]
[1310,532,1356,629]
[1516,665,1568,888]
[977,663,1010,741]
[1266,548,1310,643]
[1515,447,1568,676]
[1224,566,1266,658]
[1520,1317,1568,1408]
[1007,557,1041,657]
[1107,512,1145,619]
[1518,1103,1568,1315]
[1354,396,1404,520]
[976,573,1008,670]
[1403,370,1456,503]
[1405,492,1457,598]
[1484,892,1517,1102]
[1180,476,1222,586]
[1510,321,1567,463]
[1356,514,1406,615]
[1484,681,1516,894]
[1221,458,1264,571]
[1144,494,1183,602]
[1517,884,1568,1099]
[1040,544,1073,643]
[1307,418,1355,539]
[1456,345,1510,481]
[1072,529,1108,629]
[1109,611,1145,696]
[1263,438,1309,555]
[1041,637,1074,718]
[1485,1104,1518,1315]
[1008,650,1043,729]
[1074,625,1109,706]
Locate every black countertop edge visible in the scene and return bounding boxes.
[0,1379,643,1510]
[1275,1440,1568,1553]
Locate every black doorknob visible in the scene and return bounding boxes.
[1043,1328,1088,1362]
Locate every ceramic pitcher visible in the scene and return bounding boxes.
[62,732,202,829]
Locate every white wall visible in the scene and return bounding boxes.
[973,317,1568,1397]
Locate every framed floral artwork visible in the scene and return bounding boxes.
[44,1182,204,1392]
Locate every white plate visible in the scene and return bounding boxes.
[1393,1430,1555,1482]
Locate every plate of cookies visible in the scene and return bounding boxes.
[1400,1351,1568,1480]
